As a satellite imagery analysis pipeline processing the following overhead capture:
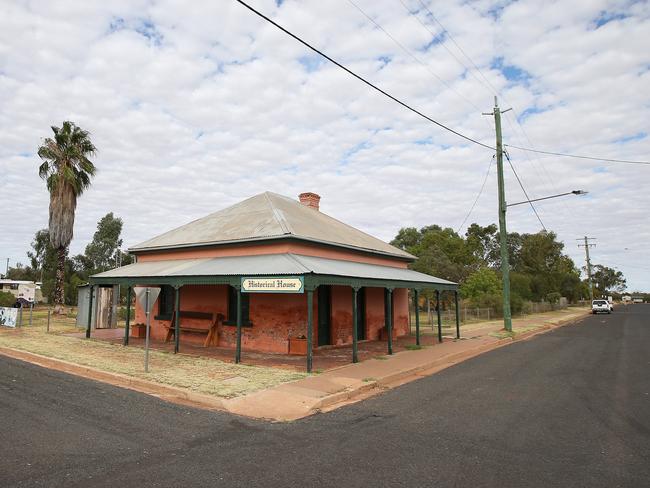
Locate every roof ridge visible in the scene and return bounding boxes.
[129,191,414,260]
[264,192,293,235]
[285,253,311,273]
[131,193,267,249]
[269,193,412,258]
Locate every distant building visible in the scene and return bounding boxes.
[0,280,44,304]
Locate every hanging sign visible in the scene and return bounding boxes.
[241,277,304,293]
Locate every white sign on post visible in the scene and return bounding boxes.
[134,287,161,314]
[18,287,35,303]
[133,287,161,373]
[0,307,18,328]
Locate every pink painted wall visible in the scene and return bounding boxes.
[135,241,409,269]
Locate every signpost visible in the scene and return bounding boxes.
[134,287,161,373]
[0,307,18,327]
[241,277,304,293]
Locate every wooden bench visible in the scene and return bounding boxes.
[163,311,224,347]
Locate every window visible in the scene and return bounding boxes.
[10,284,19,290]
[155,285,175,320]
[225,286,251,326]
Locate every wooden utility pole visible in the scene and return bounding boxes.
[485,97,513,331]
[578,237,596,301]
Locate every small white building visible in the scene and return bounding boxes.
[0,280,43,304]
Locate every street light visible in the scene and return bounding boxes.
[507,190,588,207]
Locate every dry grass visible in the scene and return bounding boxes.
[0,307,305,398]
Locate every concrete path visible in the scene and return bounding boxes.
[223,308,589,420]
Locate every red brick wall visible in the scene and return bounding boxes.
[132,283,410,354]
[392,288,409,336]
[364,287,385,341]
[219,292,315,354]
[330,285,353,345]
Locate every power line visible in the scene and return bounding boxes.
[347,0,484,114]
[411,1,587,229]
[504,151,547,231]
[234,0,495,150]
[397,0,493,99]
[456,154,494,233]
[407,2,644,208]
[412,0,498,97]
[505,144,650,165]
[396,0,495,136]
[404,1,573,235]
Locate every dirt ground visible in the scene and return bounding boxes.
[0,308,305,398]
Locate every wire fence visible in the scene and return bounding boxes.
[409,300,570,331]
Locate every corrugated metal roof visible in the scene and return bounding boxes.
[92,253,455,286]
[129,192,414,260]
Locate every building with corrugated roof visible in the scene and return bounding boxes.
[90,192,458,370]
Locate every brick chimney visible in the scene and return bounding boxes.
[298,192,321,211]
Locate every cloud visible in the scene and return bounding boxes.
[0,0,649,290]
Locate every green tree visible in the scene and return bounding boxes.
[392,223,601,311]
[26,229,58,299]
[393,225,476,283]
[465,223,500,268]
[7,229,77,304]
[27,229,57,274]
[390,227,422,251]
[592,265,627,295]
[38,121,97,313]
[461,268,501,299]
[6,263,38,282]
[77,212,124,275]
[510,272,533,301]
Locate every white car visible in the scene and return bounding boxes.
[592,300,611,314]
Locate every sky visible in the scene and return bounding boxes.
[1,0,649,291]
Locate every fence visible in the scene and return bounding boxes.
[409,300,569,331]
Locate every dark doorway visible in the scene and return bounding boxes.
[318,285,331,346]
[356,288,366,340]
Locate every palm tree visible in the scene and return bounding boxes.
[38,121,97,313]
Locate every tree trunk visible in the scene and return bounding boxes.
[53,246,67,315]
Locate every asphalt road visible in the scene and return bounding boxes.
[1,305,649,488]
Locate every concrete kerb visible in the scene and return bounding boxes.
[0,347,228,412]
[0,309,590,421]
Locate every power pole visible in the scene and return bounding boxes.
[578,237,596,301]
[484,96,512,332]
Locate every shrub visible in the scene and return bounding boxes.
[0,291,16,307]
[546,292,562,304]
[117,306,128,321]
